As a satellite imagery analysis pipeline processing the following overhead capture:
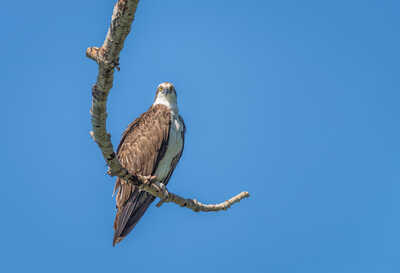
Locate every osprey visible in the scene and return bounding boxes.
[112,82,185,246]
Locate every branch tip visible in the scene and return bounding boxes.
[86,47,100,62]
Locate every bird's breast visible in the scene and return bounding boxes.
[153,113,184,183]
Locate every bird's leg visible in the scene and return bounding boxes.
[154,182,170,207]
[137,174,157,185]
[153,182,169,199]
[137,175,169,202]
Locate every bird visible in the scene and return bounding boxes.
[112,82,185,246]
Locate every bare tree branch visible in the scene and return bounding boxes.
[86,0,250,212]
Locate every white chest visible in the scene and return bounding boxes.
[154,114,184,183]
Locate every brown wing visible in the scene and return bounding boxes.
[113,104,171,246]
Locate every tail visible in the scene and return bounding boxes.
[113,189,155,246]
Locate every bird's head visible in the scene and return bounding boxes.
[153,82,178,110]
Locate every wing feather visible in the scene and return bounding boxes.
[113,105,171,245]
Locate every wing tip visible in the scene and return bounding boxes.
[112,236,123,247]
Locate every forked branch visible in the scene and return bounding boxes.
[86,0,250,212]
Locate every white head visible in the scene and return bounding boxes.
[153,82,178,112]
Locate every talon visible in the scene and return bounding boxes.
[150,175,157,182]
[153,182,168,199]
[137,174,155,185]
[153,181,163,191]
[153,183,162,192]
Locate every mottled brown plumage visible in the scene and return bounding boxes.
[112,101,185,246]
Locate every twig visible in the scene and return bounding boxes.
[155,191,250,212]
[86,0,250,212]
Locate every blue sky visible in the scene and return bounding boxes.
[1,0,399,272]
